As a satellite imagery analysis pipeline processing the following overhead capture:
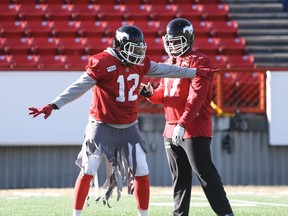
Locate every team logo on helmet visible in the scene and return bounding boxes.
[116,31,129,42]
[183,25,193,34]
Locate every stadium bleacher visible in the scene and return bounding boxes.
[0,0,256,70]
[1,0,273,114]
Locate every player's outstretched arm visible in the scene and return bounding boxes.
[28,72,96,120]
[147,61,219,79]
[28,103,58,119]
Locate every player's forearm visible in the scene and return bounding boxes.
[179,98,204,128]
[147,61,196,78]
[147,88,164,104]
[179,83,208,127]
[52,73,96,109]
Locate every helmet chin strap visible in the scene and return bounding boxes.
[121,59,129,66]
[113,48,129,66]
[172,57,177,64]
[182,46,192,55]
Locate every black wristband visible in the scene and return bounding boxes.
[49,103,59,110]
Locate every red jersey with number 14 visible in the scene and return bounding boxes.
[148,50,214,138]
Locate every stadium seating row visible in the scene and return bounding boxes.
[0,2,230,22]
[0,18,238,39]
[2,0,223,6]
[0,0,255,70]
[0,52,255,70]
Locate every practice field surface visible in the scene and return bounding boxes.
[1,186,288,215]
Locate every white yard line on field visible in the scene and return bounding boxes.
[150,202,257,207]
[229,199,288,207]
[150,197,288,208]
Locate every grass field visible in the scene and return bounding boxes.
[1,186,288,216]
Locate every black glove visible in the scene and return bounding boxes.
[140,83,153,97]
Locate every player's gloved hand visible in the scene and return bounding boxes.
[28,104,55,119]
[140,82,153,97]
[196,67,219,80]
[172,124,186,146]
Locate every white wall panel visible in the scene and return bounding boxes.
[0,71,91,145]
[266,71,288,145]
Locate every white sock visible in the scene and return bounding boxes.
[72,209,81,216]
[138,209,148,216]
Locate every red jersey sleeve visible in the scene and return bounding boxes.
[85,54,106,81]
[178,55,214,128]
[178,75,212,127]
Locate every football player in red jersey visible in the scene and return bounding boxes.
[141,18,234,216]
[28,25,216,216]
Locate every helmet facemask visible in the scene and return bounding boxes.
[119,41,147,65]
[163,34,190,58]
[163,18,195,58]
[114,25,147,66]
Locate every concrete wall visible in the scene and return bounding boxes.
[1,114,288,189]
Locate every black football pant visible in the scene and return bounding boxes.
[164,137,233,216]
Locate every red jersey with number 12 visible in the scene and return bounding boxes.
[86,52,151,124]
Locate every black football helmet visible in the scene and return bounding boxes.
[163,18,195,57]
[113,25,147,65]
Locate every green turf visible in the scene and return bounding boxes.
[0,187,288,216]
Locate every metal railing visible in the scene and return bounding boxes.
[139,68,267,115]
[213,68,266,115]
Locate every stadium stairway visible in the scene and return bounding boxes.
[222,0,288,68]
